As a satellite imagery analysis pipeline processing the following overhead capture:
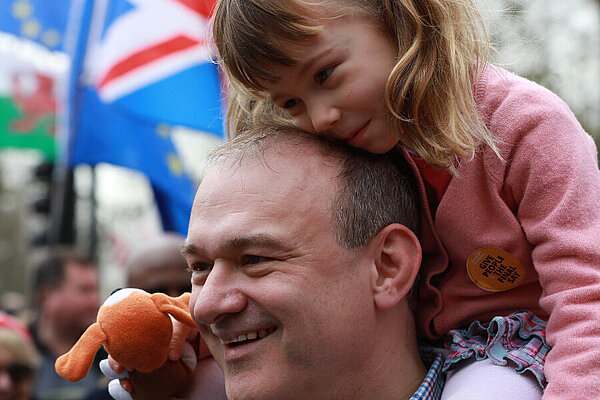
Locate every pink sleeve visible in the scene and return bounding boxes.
[492,77,600,399]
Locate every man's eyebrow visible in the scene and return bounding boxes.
[181,242,199,258]
[181,234,288,257]
[227,234,288,251]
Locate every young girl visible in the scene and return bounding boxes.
[211,0,600,398]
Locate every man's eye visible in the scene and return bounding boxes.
[187,263,212,274]
[242,255,263,265]
[283,98,301,109]
[316,66,333,84]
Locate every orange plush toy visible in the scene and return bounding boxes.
[55,288,198,400]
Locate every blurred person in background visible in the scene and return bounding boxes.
[0,311,39,400]
[28,247,105,400]
[0,293,28,320]
[126,232,191,297]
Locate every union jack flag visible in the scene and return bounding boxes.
[68,0,224,234]
[84,0,223,133]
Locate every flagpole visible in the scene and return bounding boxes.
[49,0,95,246]
[89,165,98,263]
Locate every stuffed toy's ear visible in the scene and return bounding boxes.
[151,292,195,328]
[55,322,107,382]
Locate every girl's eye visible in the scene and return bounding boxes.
[316,66,333,84]
[283,98,301,109]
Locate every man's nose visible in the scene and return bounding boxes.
[307,101,341,133]
[191,264,247,325]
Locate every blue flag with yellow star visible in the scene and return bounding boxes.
[0,0,70,51]
[73,88,197,233]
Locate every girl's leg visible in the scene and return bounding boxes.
[441,358,543,400]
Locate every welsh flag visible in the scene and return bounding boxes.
[0,37,61,160]
[0,0,70,160]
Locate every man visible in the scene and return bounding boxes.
[181,124,445,399]
[126,232,191,297]
[107,124,445,399]
[28,247,105,400]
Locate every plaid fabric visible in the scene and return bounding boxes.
[443,310,549,388]
[411,348,446,400]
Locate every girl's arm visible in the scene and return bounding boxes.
[483,67,600,399]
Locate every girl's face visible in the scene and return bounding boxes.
[259,13,400,154]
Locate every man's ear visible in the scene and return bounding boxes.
[370,224,421,310]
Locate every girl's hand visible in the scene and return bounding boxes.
[169,319,225,399]
[168,317,197,361]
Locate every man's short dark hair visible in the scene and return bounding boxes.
[29,246,95,309]
[208,123,419,249]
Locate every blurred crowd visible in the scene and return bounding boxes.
[0,233,190,400]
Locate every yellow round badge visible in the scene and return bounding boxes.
[466,247,525,292]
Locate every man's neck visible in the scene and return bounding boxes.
[377,346,428,399]
[362,315,429,400]
[329,335,427,399]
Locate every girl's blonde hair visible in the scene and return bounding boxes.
[213,0,498,172]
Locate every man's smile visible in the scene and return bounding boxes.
[219,327,277,346]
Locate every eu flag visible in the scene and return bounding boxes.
[0,0,71,51]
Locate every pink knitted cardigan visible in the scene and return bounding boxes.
[410,66,600,399]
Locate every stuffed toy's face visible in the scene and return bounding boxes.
[55,289,195,382]
[104,288,144,305]
[98,289,176,371]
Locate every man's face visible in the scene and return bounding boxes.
[185,148,380,399]
[44,263,99,334]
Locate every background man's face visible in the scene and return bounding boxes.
[186,147,380,399]
[45,262,99,334]
[128,260,191,297]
